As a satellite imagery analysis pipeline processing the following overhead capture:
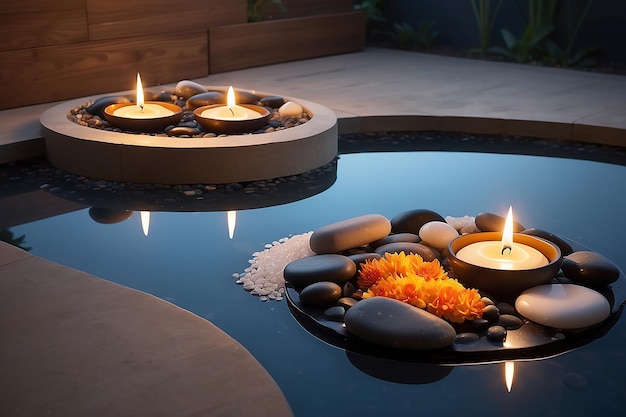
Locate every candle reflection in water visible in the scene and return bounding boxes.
[141,211,150,236]
[505,361,515,393]
[227,211,237,239]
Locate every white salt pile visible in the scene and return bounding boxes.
[233,232,315,301]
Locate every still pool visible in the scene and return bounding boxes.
[3,132,626,417]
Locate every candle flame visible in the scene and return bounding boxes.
[140,211,150,236]
[227,210,237,239]
[501,206,514,255]
[505,361,515,392]
[227,86,236,111]
[136,72,145,110]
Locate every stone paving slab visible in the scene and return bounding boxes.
[0,241,293,417]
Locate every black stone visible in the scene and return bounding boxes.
[324,306,346,321]
[374,242,440,261]
[186,92,224,110]
[86,96,131,117]
[561,250,621,287]
[475,212,525,232]
[486,325,507,342]
[166,126,201,137]
[482,304,500,322]
[343,282,357,297]
[390,209,445,234]
[284,254,356,288]
[455,332,480,344]
[521,228,573,256]
[299,281,343,306]
[370,233,421,248]
[497,314,524,330]
[495,302,516,315]
[348,252,382,269]
[338,297,358,310]
[259,96,285,108]
[471,318,491,331]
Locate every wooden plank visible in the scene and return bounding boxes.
[0,32,208,110]
[86,0,245,40]
[209,11,366,73]
[0,0,88,51]
[260,0,354,20]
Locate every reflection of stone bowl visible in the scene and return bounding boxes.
[193,104,271,134]
[103,102,183,132]
[447,232,562,297]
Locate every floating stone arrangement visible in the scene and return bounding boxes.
[236,209,624,359]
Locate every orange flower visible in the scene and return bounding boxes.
[358,252,484,322]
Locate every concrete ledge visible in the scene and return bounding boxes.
[0,241,293,417]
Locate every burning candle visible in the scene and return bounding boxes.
[200,86,262,120]
[103,73,182,132]
[113,73,175,118]
[455,207,548,270]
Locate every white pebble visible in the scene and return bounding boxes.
[278,101,303,118]
[418,221,459,250]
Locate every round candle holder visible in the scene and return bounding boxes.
[447,232,562,297]
[193,104,271,134]
[103,102,183,132]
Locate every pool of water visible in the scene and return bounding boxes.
[4,132,626,417]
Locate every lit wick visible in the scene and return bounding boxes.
[501,245,512,256]
[228,107,235,117]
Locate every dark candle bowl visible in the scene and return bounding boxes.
[446,232,562,298]
[193,104,271,135]
[103,102,183,132]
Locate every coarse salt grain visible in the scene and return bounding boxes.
[234,232,315,301]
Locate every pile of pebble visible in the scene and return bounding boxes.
[68,79,310,138]
[237,209,621,352]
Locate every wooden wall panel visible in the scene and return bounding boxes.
[209,11,366,73]
[0,0,88,52]
[0,32,208,109]
[261,0,354,20]
[86,0,245,40]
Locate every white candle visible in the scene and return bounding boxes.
[455,206,548,270]
[456,240,548,270]
[200,85,262,121]
[112,72,175,119]
[113,103,175,118]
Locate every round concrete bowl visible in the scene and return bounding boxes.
[447,232,562,297]
[40,87,337,185]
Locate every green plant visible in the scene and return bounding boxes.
[0,229,31,251]
[469,0,503,55]
[387,21,440,51]
[354,0,386,26]
[488,0,557,62]
[247,0,286,23]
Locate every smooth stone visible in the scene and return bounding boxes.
[324,305,346,322]
[390,209,445,234]
[299,282,343,306]
[232,90,260,104]
[419,221,459,251]
[166,126,201,137]
[309,214,391,254]
[278,101,303,118]
[185,91,224,110]
[348,252,382,269]
[344,297,457,350]
[338,297,358,310]
[343,282,356,297]
[283,254,356,288]
[470,318,490,331]
[521,228,573,256]
[455,332,480,344]
[561,251,620,287]
[155,91,173,102]
[370,233,420,248]
[374,242,439,262]
[486,325,507,342]
[175,80,208,98]
[88,208,132,224]
[495,302,516,315]
[497,314,524,330]
[86,96,131,117]
[259,95,285,108]
[475,212,525,232]
[482,304,500,322]
[515,284,611,329]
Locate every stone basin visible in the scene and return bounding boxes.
[40,87,338,185]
